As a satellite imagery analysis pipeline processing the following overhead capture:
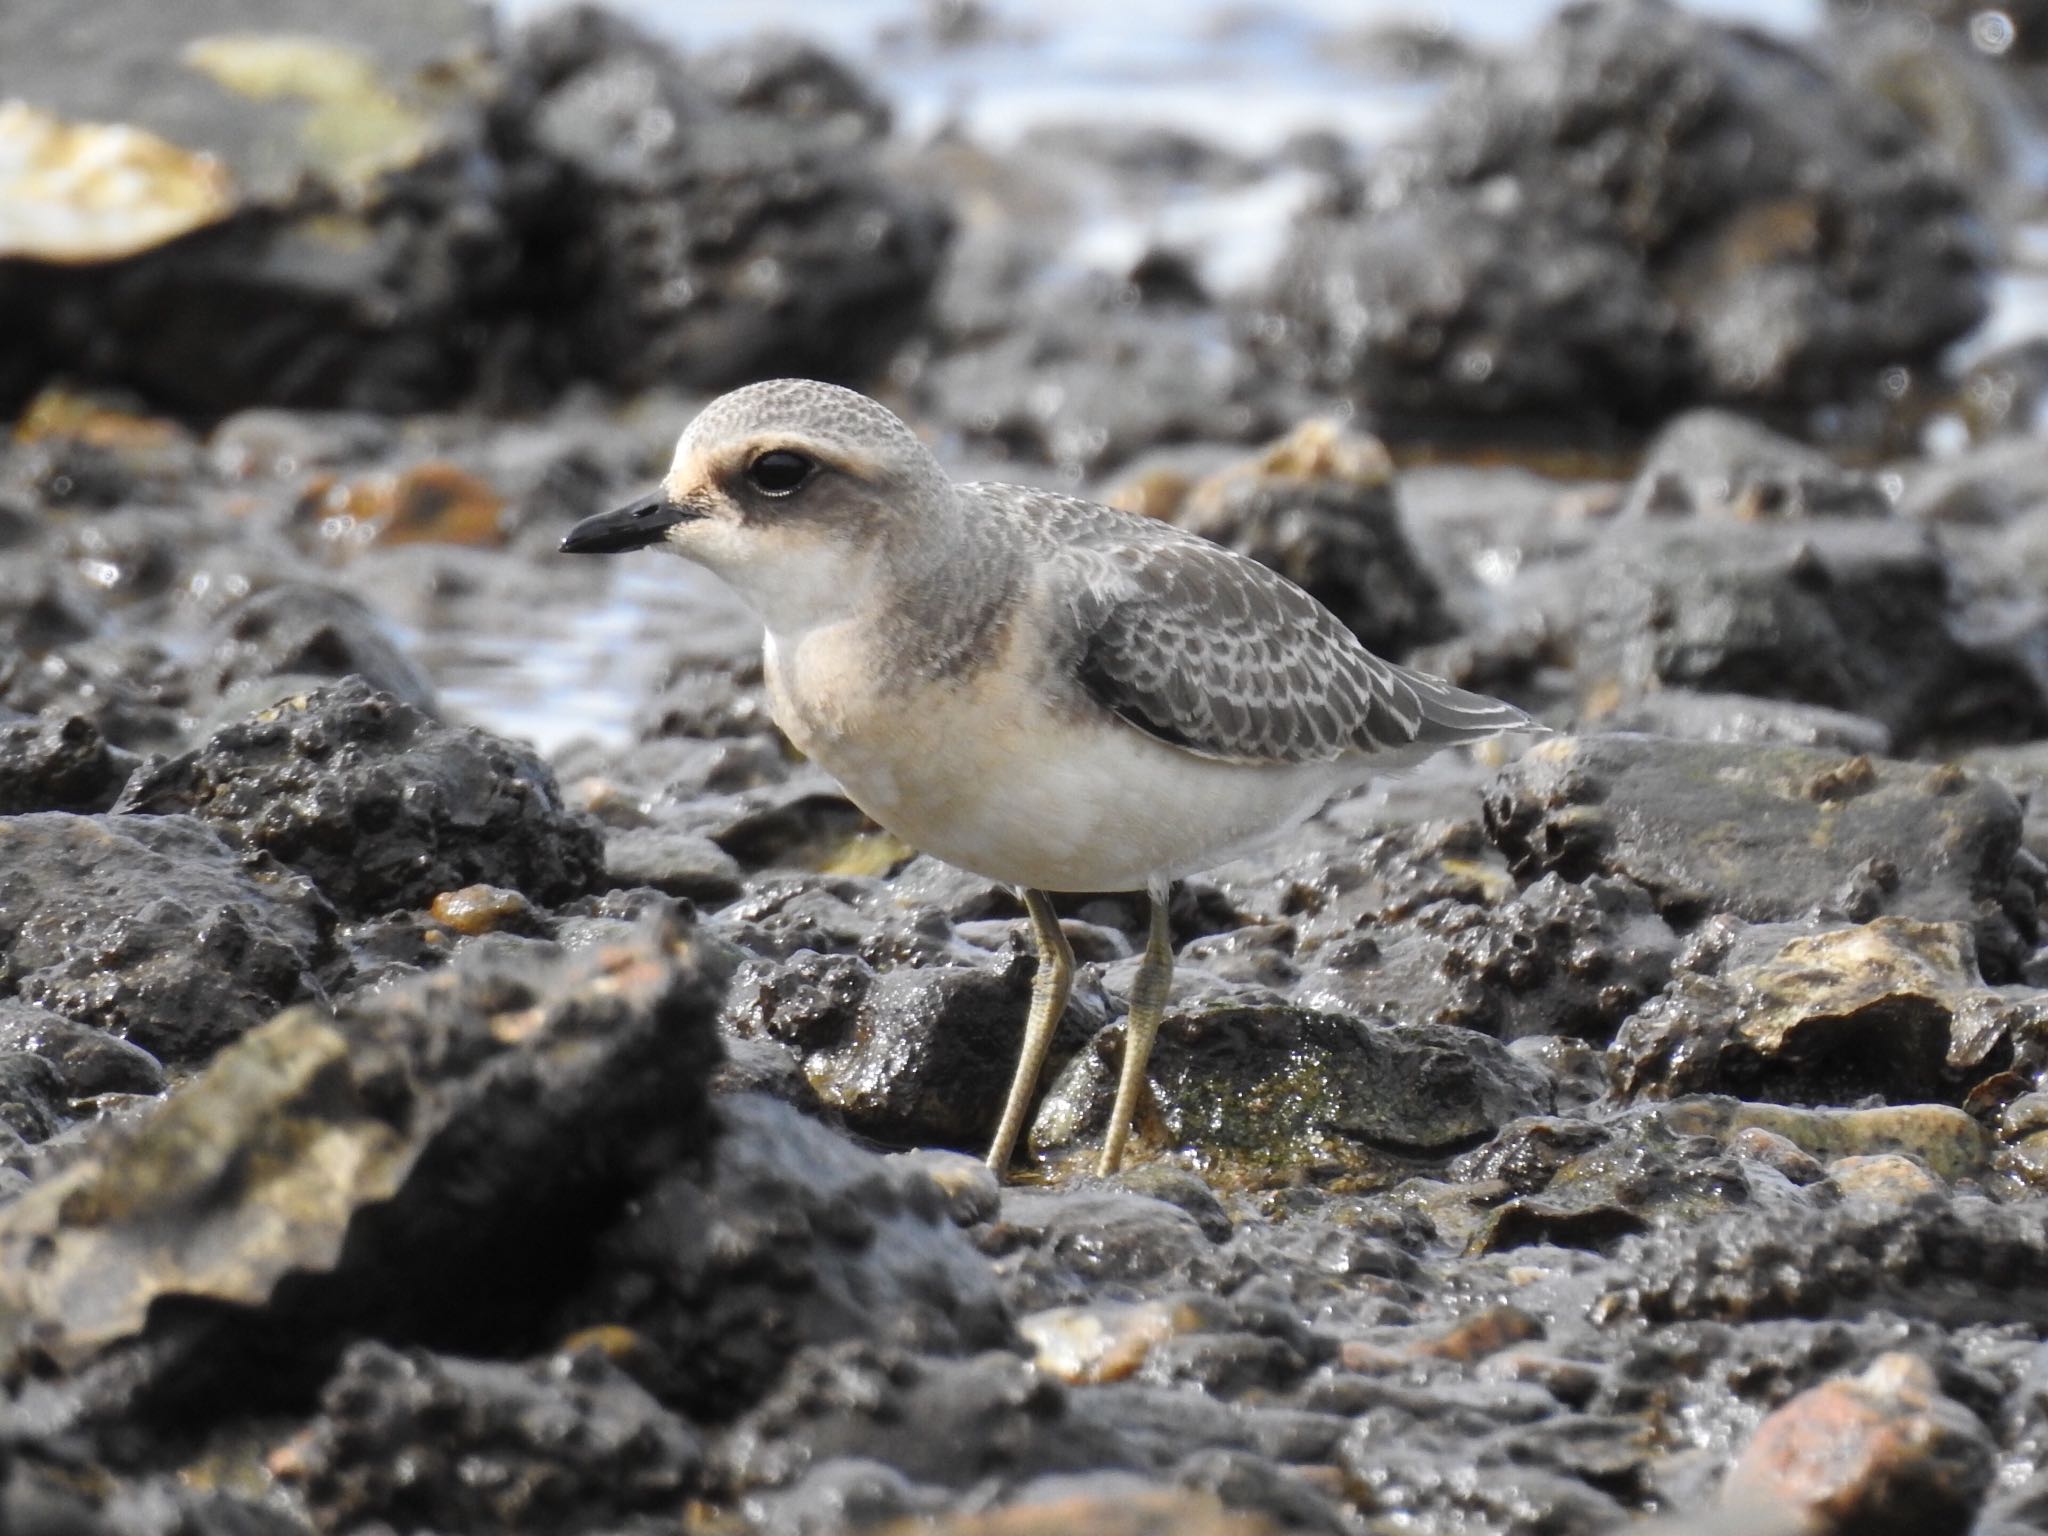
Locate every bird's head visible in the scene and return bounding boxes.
[560,379,951,627]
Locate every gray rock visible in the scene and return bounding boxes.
[1032,1000,1552,1185]
[1599,691,1894,756]
[724,948,1106,1151]
[0,714,138,814]
[117,678,601,918]
[496,6,950,396]
[1617,410,1891,521]
[0,1000,166,1099]
[558,1093,1011,1418]
[1262,0,1987,419]
[603,826,744,906]
[286,1341,701,1533]
[1484,734,2040,975]
[1568,522,2048,751]
[203,583,437,716]
[0,812,330,1063]
[0,912,728,1400]
[0,0,511,416]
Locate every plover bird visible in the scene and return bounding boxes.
[562,380,1536,1177]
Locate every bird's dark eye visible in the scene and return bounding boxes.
[745,450,814,496]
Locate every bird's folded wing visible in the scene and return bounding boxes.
[1060,534,1532,766]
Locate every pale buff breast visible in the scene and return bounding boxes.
[764,619,1362,893]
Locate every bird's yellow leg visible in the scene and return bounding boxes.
[1099,889,1173,1176]
[985,887,1075,1177]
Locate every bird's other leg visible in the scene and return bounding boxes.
[985,887,1075,1177]
[1099,882,1173,1177]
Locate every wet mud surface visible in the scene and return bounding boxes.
[8,0,2048,1532]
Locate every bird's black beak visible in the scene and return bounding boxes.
[560,493,696,554]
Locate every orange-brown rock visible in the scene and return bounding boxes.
[1722,1353,1994,1535]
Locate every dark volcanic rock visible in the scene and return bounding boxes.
[1610,917,2008,1103]
[1484,735,2039,974]
[915,277,1281,477]
[0,0,947,418]
[118,678,601,917]
[1033,1001,1551,1184]
[1617,411,1891,522]
[1262,0,1988,420]
[557,1093,1011,1418]
[0,1000,165,1100]
[1569,521,2048,751]
[285,1341,702,1534]
[494,5,950,396]
[0,914,727,1400]
[1600,1192,2048,1327]
[204,583,438,717]
[1167,420,1452,659]
[714,1342,1127,1496]
[0,813,329,1063]
[1266,183,1687,425]
[1292,873,1680,1046]
[0,713,138,814]
[0,0,513,417]
[723,947,1106,1151]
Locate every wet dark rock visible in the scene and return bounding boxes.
[697,33,893,141]
[0,812,329,1064]
[1485,735,2039,975]
[1618,411,1890,521]
[1160,420,1451,658]
[495,6,949,396]
[1292,873,1679,1046]
[0,914,727,1404]
[1568,522,2048,751]
[203,584,437,717]
[0,713,138,814]
[1032,1001,1551,1186]
[283,1341,701,1534]
[0,0,515,417]
[714,1342,1124,1495]
[0,0,947,419]
[0,1052,67,1143]
[1600,1192,2048,1326]
[991,1189,1229,1309]
[0,634,199,756]
[117,678,601,918]
[1266,183,1687,425]
[603,826,744,906]
[740,1457,950,1535]
[915,275,1282,477]
[0,1000,166,1099]
[1263,0,1988,420]
[557,1093,1010,1418]
[724,947,1106,1151]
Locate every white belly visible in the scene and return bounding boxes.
[765,624,1361,892]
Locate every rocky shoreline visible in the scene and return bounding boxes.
[6,0,2048,1531]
